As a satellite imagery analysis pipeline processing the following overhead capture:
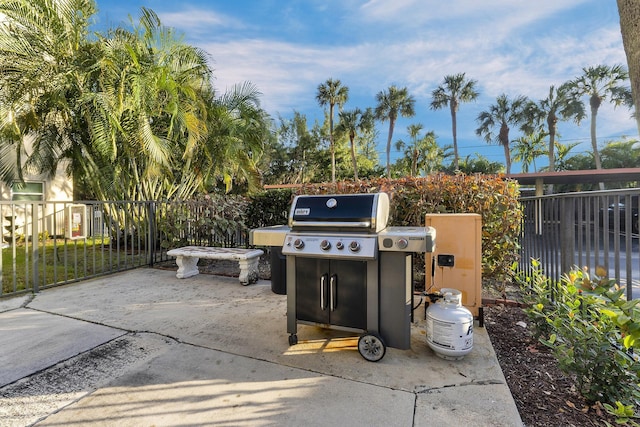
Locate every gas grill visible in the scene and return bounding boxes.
[250,192,436,361]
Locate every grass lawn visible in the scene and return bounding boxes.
[1,237,148,295]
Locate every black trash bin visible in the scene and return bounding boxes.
[270,246,287,294]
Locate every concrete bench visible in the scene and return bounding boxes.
[166,246,264,285]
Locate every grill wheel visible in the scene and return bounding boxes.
[358,333,386,362]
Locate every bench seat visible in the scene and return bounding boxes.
[166,246,264,285]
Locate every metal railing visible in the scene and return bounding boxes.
[0,200,249,298]
[519,188,640,300]
[4,190,639,300]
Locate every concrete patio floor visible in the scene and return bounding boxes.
[0,268,523,426]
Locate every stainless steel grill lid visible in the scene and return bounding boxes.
[288,193,389,232]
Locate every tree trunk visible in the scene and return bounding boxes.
[547,113,558,194]
[349,134,358,180]
[386,119,395,179]
[499,122,511,174]
[590,97,603,171]
[411,148,417,177]
[329,104,336,183]
[618,0,640,135]
[590,104,605,190]
[450,102,459,170]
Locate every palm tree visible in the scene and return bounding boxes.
[395,127,440,176]
[523,84,585,174]
[553,141,582,171]
[511,132,547,173]
[316,78,349,183]
[335,107,374,180]
[0,4,269,201]
[430,73,479,170]
[475,94,528,174]
[618,0,640,134]
[568,64,630,171]
[394,124,423,177]
[204,82,271,194]
[74,8,214,201]
[374,85,416,178]
[0,0,98,186]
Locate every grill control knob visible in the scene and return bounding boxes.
[293,239,305,250]
[396,238,409,250]
[336,241,344,250]
[320,239,331,251]
[349,241,361,253]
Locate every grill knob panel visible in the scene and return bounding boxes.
[293,239,305,250]
[396,238,409,250]
[349,241,361,253]
[320,239,331,251]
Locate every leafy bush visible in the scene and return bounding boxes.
[516,259,555,341]
[245,189,293,229]
[520,263,640,416]
[294,174,522,281]
[157,175,521,283]
[159,194,249,249]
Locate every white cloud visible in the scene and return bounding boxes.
[153,0,636,145]
[158,8,245,32]
[202,39,367,112]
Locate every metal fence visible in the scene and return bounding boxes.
[519,188,640,300]
[0,200,249,298]
[4,190,639,300]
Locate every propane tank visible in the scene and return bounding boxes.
[426,288,474,360]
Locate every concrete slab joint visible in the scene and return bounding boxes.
[167,246,264,285]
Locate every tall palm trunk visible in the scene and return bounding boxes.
[450,101,459,170]
[547,114,557,172]
[411,148,418,177]
[499,123,511,174]
[386,118,395,178]
[547,116,559,193]
[590,97,605,190]
[329,104,336,183]
[349,132,358,180]
[589,95,603,170]
[618,0,640,135]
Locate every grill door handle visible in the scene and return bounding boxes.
[330,274,337,311]
[320,274,328,310]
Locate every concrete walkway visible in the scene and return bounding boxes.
[0,268,523,426]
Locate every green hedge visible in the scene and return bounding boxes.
[287,174,522,281]
[167,174,522,281]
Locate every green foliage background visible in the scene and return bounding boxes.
[245,174,521,281]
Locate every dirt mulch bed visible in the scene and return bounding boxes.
[484,303,616,426]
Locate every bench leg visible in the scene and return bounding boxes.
[238,257,259,285]
[175,256,200,279]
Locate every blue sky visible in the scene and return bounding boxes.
[95,0,638,173]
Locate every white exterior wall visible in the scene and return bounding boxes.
[1,135,74,241]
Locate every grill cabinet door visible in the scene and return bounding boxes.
[295,258,366,330]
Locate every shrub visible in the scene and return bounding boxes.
[294,174,522,282]
[521,263,640,415]
[245,189,293,229]
[159,194,249,249]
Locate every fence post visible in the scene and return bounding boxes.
[147,201,156,267]
[560,197,575,276]
[32,203,39,293]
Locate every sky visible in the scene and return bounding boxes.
[94,0,638,174]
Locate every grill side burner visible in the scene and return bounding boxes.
[250,192,436,361]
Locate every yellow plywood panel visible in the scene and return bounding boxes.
[425,214,482,317]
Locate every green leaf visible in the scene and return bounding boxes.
[617,314,631,326]
[620,299,640,311]
[623,334,635,349]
